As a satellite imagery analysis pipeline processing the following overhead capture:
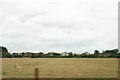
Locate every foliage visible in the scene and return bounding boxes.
[0,46,12,58]
[0,46,119,58]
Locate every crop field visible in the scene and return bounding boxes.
[2,58,118,78]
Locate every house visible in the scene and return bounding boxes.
[81,52,90,56]
[61,52,70,56]
[20,52,32,58]
[100,53,110,57]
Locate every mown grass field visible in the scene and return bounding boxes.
[2,58,118,78]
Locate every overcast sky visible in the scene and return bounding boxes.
[0,0,118,53]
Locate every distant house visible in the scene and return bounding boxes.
[61,52,69,56]
[44,52,54,57]
[81,52,90,56]
[12,53,20,58]
[20,52,32,58]
[38,52,44,56]
[100,52,110,57]
[31,52,44,58]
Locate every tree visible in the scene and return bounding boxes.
[68,52,74,58]
[94,50,100,58]
[0,46,8,53]
[111,49,119,53]
[94,50,100,54]
[12,53,22,58]
[80,52,90,58]
[0,46,12,58]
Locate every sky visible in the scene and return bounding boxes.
[0,0,118,53]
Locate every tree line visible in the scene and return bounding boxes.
[0,46,120,58]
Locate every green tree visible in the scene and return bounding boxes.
[94,50,100,58]
[0,46,12,58]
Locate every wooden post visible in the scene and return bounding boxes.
[35,68,39,80]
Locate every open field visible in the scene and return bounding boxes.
[2,58,118,78]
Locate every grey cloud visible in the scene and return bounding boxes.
[1,0,118,53]
[50,39,98,48]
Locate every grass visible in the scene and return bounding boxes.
[2,58,118,78]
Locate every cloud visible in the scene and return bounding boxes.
[0,0,118,53]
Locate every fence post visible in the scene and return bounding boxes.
[35,68,39,80]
